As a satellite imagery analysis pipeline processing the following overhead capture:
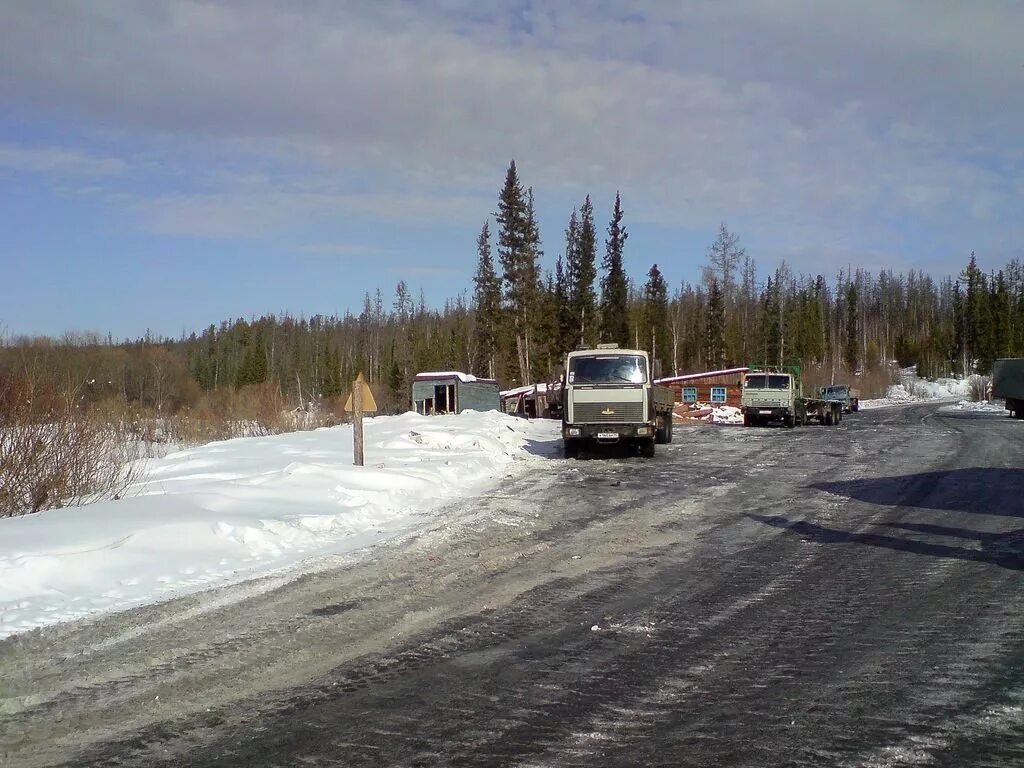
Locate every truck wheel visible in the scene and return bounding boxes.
[785,414,796,429]
[666,421,674,443]
[743,413,752,427]
[823,409,833,426]
[563,441,578,459]
[852,399,860,412]
[640,439,656,458]
[655,419,667,444]
[834,405,842,425]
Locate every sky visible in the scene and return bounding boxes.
[2,1,1022,340]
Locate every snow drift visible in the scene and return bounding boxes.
[0,411,561,639]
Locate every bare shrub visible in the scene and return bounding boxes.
[969,375,991,402]
[0,377,144,518]
[800,360,896,400]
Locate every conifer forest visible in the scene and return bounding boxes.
[4,161,1023,416]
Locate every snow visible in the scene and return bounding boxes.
[500,382,553,398]
[415,371,481,383]
[0,411,561,639]
[860,372,974,409]
[676,402,743,425]
[656,367,749,385]
[942,399,1007,413]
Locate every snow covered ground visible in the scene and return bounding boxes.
[0,411,561,639]
[941,399,1007,413]
[859,374,974,409]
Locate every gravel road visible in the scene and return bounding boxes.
[2,402,1023,767]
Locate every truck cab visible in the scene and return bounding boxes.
[741,371,799,427]
[561,344,674,457]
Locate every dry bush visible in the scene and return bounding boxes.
[0,377,144,518]
[800,361,896,400]
[969,375,991,402]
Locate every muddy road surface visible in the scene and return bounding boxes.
[3,403,1024,767]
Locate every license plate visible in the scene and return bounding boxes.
[597,432,619,440]
[759,410,772,415]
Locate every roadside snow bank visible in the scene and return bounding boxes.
[860,375,972,409]
[941,399,1006,413]
[0,411,561,639]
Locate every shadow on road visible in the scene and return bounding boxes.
[747,513,1024,571]
[811,468,1024,517]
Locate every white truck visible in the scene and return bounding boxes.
[560,344,675,458]
[741,368,843,428]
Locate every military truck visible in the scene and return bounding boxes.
[820,384,860,413]
[561,344,675,458]
[992,358,1024,419]
[740,366,844,428]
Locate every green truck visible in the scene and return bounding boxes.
[819,384,861,413]
[560,344,675,458]
[740,366,844,428]
[992,358,1024,419]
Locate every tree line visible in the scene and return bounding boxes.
[4,160,1024,417]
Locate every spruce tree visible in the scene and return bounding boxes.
[569,195,598,346]
[554,253,574,358]
[494,161,540,384]
[642,263,670,371]
[844,280,859,373]
[705,277,726,369]
[471,221,501,379]
[599,192,630,346]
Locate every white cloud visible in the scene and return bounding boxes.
[0,1,1020,265]
[0,144,125,176]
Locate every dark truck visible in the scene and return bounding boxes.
[992,358,1024,419]
[819,384,860,413]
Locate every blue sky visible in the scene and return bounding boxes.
[2,1,1022,340]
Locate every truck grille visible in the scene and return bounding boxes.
[572,401,645,423]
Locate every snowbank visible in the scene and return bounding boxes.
[860,374,972,409]
[676,402,743,425]
[942,399,1006,413]
[0,411,561,639]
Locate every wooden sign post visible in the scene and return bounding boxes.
[344,372,377,467]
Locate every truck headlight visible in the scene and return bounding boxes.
[568,427,581,436]
[637,426,651,435]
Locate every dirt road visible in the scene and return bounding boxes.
[3,403,1023,767]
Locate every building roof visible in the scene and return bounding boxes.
[656,367,750,385]
[499,382,553,398]
[413,371,497,384]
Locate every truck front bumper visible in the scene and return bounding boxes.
[563,424,655,442]
[742,406,789,419]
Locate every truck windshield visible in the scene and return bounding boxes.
[745,374,790,389]
[569,355,647,384]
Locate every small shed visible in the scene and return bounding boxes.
[499,382,562,419]
[411,371,500,415]
[657,367,750,410]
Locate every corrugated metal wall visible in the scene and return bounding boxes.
[458,381,500,412]
[411,379,500,414]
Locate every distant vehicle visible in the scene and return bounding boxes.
[992,358,1024,419]
[820,384,860,413]
[560,344,675,458]
[741,367,844,428]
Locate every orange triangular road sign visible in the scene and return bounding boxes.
[344,376,378,412]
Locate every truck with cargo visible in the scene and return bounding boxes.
[740,367,844,428]
[992,358,1024,419]
[561,344,675,458]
